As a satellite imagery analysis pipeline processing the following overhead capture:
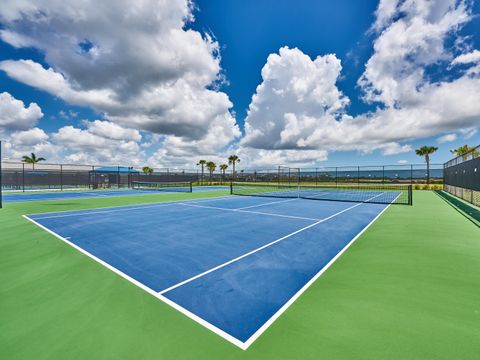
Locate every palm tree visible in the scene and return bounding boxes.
[142,166,154,175]
[206,161,216,183]
[220,164,228,182]
[197,159,207,184]
[228,155,240,180]
[451,145,478,160]
[22,153,46,169]
[415,146,438,184]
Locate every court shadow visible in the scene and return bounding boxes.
[41,203,80,207]
[434,190,480,228]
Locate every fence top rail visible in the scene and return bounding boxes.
[444,144,480,168]
[2,159,445,174]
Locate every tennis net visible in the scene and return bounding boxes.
[230,182,412,205]
[132,181,193,193]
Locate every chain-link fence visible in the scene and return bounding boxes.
[0,158,444,195]
[234,164,443,185]
[1,161,201,191]
[443,145,480,207]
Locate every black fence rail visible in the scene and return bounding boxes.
[443,144,480,207]
[0,159,444,194]
[235,164,443,185]
[444,145,480,167]
[1,161,201,191]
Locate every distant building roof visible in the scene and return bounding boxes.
[93,167,139,173]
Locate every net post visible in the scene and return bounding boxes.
[230,182,233,195]
[409,185,413,205]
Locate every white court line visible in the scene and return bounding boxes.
[22,214,247,350]
[26,195,237,220]
[6,189,185,203]
[242,192,400,348]
[158,193,385,296]
[178,202,319,221]
[236,198,298,210]
[24,191,393,350]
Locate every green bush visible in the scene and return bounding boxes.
[414,184,443,190]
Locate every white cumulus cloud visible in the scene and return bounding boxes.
[0,0,240,163]
[0,91,43,130]
[52,122,145,165]
[240,0,480,166]
[1,0,479,168]
[452,49,480,65]
[9,127,49,146]
[437,133,457,143]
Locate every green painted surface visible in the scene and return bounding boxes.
[0,191,479,359]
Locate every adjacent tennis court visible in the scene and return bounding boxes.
[24,188,396,349]
[2,185,229,203]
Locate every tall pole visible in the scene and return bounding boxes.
[60,164,63,191]
[0,141,2,208]
[442,163,445,191]
[22,162,25,192]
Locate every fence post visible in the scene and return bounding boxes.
[357,166,360,184]
[335,167,338,186]
[0,141,2,208]
[22,162,25,192]
[382,166,385,184]
[315,168,318,185]
[410,165,413,184]
[117,166,120,189]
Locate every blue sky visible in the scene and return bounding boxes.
[0,0,479,169]
[193,0,379,120]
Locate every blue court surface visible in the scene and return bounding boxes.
[3,186,229,203]
[25,194,392,349]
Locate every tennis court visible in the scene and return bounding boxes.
[2,185,229,203]
[24,187,398,349]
